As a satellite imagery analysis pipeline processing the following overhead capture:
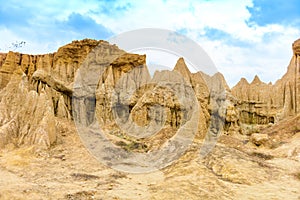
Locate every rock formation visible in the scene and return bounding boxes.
[0,37,230,151]
[0,38,299,150]
[0,39,104,148]
[231,75,276,125]
[232,39,300,126]
[0,38,300,199]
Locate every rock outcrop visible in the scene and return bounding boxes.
[0,39,104,149]
[0,73,56,148]
[93,55,213,141]
[232,39,300,126]
[231,76,276,125]
[1,38,300,200]
[1,38,299,150]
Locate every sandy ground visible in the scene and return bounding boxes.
[0,119,299,200]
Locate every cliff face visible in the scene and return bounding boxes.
[281,40,299,111]
[0,38,228,150]
[0,39,103,148]
[231,76,276,125]
[0,38,299,149]
[94,55,212,141]
[232,39,300,125]
[1,39,300,199]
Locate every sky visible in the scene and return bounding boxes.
[0,0,299,87]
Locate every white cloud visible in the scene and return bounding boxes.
[90,0,254,40]
[196,25,300,87]
[86,0,300,86]
[1,0,299,88]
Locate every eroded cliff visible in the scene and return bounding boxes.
[232,39,300,127]
[0,38,299,151]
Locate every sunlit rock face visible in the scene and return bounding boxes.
[1,38,300,150]
[231,38,300,127]
[0,39,101,148]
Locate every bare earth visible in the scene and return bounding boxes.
[0,118,299,200]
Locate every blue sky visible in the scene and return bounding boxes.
[0,0,299,86]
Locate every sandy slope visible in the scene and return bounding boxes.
[0,118,299,200]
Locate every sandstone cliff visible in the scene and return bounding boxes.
[1,38,299,150]
[1,38,300,200]
[0,37,230,151]
[0,39,104,148]
[232,39,300,126]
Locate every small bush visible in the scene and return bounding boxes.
[295,172,300,180]
[251,152,274,160]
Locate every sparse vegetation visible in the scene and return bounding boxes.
[110,172,127,179]
[116,140,148,152]
[65,191,96,200]
[71,173,99,181]
[251,152,274,160]
[295,172,300,180]
[270,141,286,149]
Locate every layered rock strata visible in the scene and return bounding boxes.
[0,39,103,148]
[0,38,299,149]
[232,39,300,125]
